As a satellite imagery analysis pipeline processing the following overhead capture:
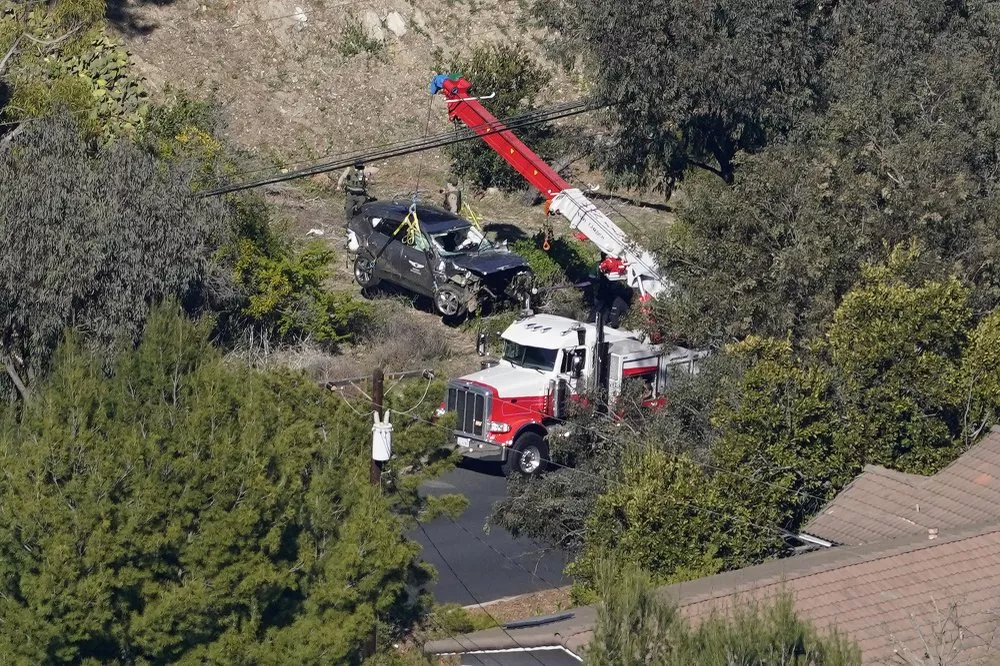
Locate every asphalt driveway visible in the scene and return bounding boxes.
[409,460,571,605]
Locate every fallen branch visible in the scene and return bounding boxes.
[22,25,81,49]
[0,123,26,151]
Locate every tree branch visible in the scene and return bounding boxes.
[0,34,23,75]
[1,353,29,400]
[0,123,26,151]
[688,158,726,181]
[22,25,80,49]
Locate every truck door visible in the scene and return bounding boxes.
[559,347,587,394]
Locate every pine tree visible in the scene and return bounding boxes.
[0,305,427,664]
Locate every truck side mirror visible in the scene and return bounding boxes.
[476,331,488,357]
[571,353,584,379]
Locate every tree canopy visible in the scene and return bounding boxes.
[0,116,226,399]
[0,306,431,664]
[538,0,827,190]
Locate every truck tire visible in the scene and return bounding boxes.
[502,431,548,477]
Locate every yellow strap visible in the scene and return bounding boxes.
[461,202,482,230]
[392,209,419,245]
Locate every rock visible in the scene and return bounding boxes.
[361,9,386,42]
[293,6,308,31]
[411,8,428,30]
[310,173,332,188]
[385,11,407,38]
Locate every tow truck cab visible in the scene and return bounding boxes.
[440,313,705,475]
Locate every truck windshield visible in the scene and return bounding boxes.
[502,341,557,371]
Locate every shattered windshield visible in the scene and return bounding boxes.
[502,341,557,371]
[429,225,493,256]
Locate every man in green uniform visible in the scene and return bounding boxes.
[338,162,372,219]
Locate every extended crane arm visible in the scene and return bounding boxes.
[430,75,670,300]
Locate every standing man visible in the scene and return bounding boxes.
[440,180,462,214]
[338,162,372,219]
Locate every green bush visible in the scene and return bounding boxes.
[426,604,498,638]
[0,306,430,663]
[511,232,596,286]
[587,559,861,665]
[229,231,375,345]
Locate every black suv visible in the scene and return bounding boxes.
[346,200,533,318]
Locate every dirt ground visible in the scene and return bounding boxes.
[115,0,677,379]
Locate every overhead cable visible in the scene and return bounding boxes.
[198,99,596,197]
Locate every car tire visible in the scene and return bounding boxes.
[502,431,548,477]
[434,284,467,319]
[353,254,379,290]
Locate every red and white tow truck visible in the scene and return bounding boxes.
[440,312,704,475]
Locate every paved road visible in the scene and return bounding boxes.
[409,460,571,605]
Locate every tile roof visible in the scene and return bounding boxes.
[425,522,1000,664]
[803,428,1000,545]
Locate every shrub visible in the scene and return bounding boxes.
[587,558,861,665]
[3,3,149,143]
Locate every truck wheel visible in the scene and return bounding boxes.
[502,431,548,477]
[354,255,379,289]
[434,285,467,319]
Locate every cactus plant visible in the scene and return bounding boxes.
[2,2,148,144]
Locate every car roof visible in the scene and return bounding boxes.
[360,200,470,234]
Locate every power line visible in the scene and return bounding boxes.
[199,98,597,197]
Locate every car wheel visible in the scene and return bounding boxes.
[434,285,467,318]
[502,431,548,477]
[353,255,379,289]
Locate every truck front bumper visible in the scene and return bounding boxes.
[453,434,507,463]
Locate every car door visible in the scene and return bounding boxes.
[360,214,396,278]
[559,347,588,394]
[394,230,436,296]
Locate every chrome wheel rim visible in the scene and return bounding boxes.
[436,290,461,316]
[519,446,541,474]
[354,258,374,285]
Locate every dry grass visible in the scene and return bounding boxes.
[361,297,454,369]
[252,296,457,384]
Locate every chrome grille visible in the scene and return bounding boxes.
[447,383,489,437]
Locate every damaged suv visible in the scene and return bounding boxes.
[346,200,533,318]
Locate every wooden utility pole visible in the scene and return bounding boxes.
[365,367,386,660]
[370,367,384,487]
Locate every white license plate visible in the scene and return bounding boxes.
[457,436,471,448]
